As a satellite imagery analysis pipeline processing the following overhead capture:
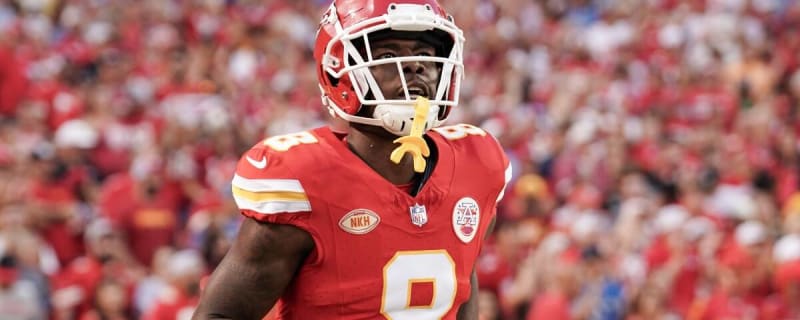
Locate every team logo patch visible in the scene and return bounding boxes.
[452,197,480,243]
[409,203,428,227]
[339,209,380,235]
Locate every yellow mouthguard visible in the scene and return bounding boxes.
[390,97,432,173]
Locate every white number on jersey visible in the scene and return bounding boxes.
[432,124,486,140]
[262,131,319,152]
[381,250,457,319]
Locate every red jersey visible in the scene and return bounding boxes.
[231,124,510,319]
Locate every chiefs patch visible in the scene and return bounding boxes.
[339,209,380,235]
[452,197,480,243]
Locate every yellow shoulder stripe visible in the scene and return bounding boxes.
[232,186,309,202]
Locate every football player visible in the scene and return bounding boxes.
[193,0,511,319]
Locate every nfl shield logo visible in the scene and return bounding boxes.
[409,204,428,227]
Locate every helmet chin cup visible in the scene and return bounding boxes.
[374,103,441,136]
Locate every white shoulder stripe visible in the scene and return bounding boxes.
[234,197,312,215]
[497,163,513,202]
[232,174,306,193]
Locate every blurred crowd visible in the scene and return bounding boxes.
[1,0,800,319]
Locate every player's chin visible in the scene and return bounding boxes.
[352,121,399,138]
[378,126,405,139]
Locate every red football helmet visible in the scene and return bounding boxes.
[314,0,465,136]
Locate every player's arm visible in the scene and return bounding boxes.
[192,218,314,320]
[456,216,497,320]
[456,270,480,320]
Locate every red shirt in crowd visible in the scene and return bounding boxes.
[98,173,184,266]
[26,80,85,131]
[0,45,27,116]
[28,166,92,266]
[51,257,104,318]
[644,235,703,316]
[142,286,199,320]
[700,289,760,320]
[527,290,571,320]
[476,241,514,295]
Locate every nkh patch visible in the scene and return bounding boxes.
[338,209,380,235]
[409,203,428,227]
[452,197,480,243]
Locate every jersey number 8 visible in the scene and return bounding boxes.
[380,250,457,319]
[262,132,319,152]
[432,124,486,141]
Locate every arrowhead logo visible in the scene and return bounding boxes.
[453,197,480,243]
[245,155,267,169]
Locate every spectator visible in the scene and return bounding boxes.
[143,249,206,320]
[97,154,185,266]
[571,245,626,320]
[79,279,130,320]
[132,246,172,317]
[0,255,45,320]
[50,218,141,320]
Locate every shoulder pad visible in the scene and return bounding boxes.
[231,131,321,217]
[430,123,505,165]
[431,124,512,202]
[431,123,490,141]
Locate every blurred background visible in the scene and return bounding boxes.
[1,0,800,319]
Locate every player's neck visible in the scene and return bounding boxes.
[345,127,419,185]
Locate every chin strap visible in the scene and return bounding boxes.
[390,97,431,173]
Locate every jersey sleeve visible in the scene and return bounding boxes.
[431,123,511,239]
[230,143,312,227]
[482,130,510,239]
[479,130,510,245]
[433,123,512,204]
